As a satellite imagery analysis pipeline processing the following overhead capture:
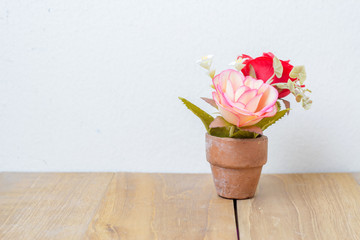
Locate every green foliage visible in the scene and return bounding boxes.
[231,128,257,138]
[273,56,283,78]
[179,97,214,132]
[255,109,290,131]
[209,127,232,138]
[290,65,306,84]
[249,64,257,79]
[179,97,290,138]
[209,126,256,138]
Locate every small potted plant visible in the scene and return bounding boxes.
[179,52,312,199]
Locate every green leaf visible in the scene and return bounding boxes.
[273,56,283,78]
[249,64,257,79]
[229,126,235,136]
[209,127,232,138]
[231,128,257,138]
[209,123,260,139]
[273,83,288,89]
[179,97,214,132]
[287,79,295,93]
[255,109,290,131]
[276,101,281,111]
[209,126,255,138]
[290,65,306,84]
[208,117,234,138]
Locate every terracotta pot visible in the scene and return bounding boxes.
[205,133,268,199]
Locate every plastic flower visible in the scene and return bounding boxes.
[212,69,278,127]
[196,55,214,70]
[229,56,250,71]
[240,52,294,98]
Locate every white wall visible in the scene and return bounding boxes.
[1,0,360,173]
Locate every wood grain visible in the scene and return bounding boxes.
[0,173,113,240]
[237,173,360,240]
[353,173,360,185]
[2,172,358,240]
[85,173,237,240]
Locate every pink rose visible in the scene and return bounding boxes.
[212,69,278,127]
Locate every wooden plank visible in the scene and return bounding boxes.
[237,173,360,240]
[85,173,237,240]
[353,173,360,185]
[0,173,113,240]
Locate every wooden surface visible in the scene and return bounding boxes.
[237,173,360,240]
[85,173,236,240]
[0,173,236,240]
[0,173,113,240]
[1,173,360,240]
[353,172,360,185]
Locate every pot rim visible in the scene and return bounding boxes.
[205,133,268,169]
[205,133,268,142]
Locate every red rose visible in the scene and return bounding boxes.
[240,52,295,98]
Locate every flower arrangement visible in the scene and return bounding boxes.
[179,52,312,138]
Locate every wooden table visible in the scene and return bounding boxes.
[1,173,360,239]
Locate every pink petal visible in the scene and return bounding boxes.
[215,90,230,106]
[228,70,244,90]
[237,115,259,127]
[235,86,250,102]
[243,76,263,88]
[257,84,269,94]
[238,89,258,105]
[233,102,245,109]
[212,73,220,87]
[216,99,257,127]
[244,77,254,88]
[254,80,264,88]
[241,126,263,135]
[256,86,278,112]
[239,117,262,127]
[209,116,229,128]
[218,105,239,126]
[245,93,263,112]
[225,79,235,101]
[212,92,220,103]
[220,91,253,116]
[221,77,227,92]
[213,92,247,119]
[262,105,277,117]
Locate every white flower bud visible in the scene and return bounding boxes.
[230,57,247,71]
[197,55,214,70]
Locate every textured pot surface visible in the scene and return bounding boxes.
[206,133,268,199]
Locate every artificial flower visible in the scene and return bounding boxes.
[240,52,294,98]
[212,69,278,127]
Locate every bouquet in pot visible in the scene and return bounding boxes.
[179,52,312,199]
[179,52,312,138]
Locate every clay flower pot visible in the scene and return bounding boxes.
[205,133,268,199]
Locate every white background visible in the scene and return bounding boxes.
[1,0,360,173]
